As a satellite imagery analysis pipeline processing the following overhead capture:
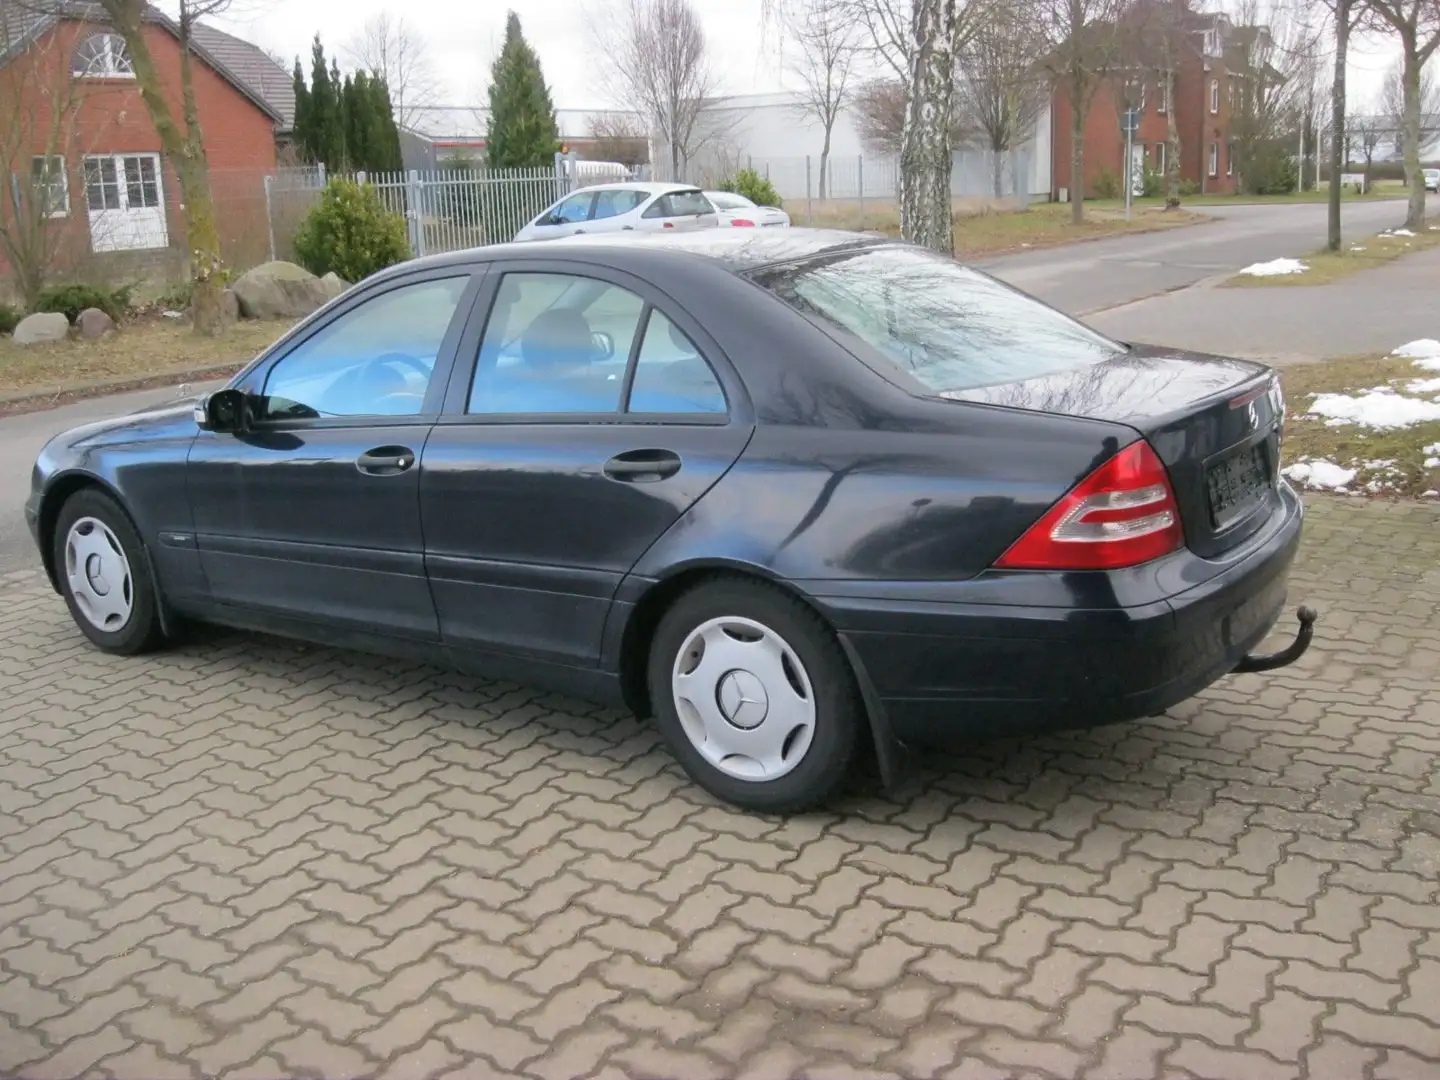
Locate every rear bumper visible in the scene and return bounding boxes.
[816,484,1305,749]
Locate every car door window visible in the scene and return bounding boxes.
[261,276,469,420]
[469,272,646,414]
[548,192,594,225]
[627,310,726,414]
[590,189,644,221]
[643,190,711,218]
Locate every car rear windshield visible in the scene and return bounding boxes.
[661,190,715,217]
[708,192,750,210]
[751,245,1126,393]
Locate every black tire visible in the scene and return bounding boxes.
[52,489,166,656]
[647,577,863,814]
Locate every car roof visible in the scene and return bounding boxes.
[402,228,894,277]
[573,181,702,194]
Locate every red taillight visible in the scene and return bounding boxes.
[731,218,756,227]
[662,221,675,229]
[994,441,1184,571]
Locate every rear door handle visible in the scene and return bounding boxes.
[356,445,416,475]
[604,449,681,482]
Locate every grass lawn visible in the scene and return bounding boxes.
[0,318,288,402]
[810,199,1208,257]
[1222,221,1440,287]
[1279,353,1440,498]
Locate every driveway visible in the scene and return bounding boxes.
[978,200,1407,315]
[2,497,1438,1079]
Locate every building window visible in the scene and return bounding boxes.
[84,155,161,211]
[30,156,69,217]
[1157,72,1170,113]
[1227,141,1234,176]
[1156,142,1167,175]
[1209,142,1219,177]
[72,34,134,78]
[1210,79,1220,114]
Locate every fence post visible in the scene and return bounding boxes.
[356,170,367,186]
[407,170,425,257]
[263,174,276,263]
[857,156,865,229]
[317,162,327,187]
[805,155,813,225]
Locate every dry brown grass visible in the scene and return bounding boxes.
[1224,222,1440,287]
[804,199,1206,258]
[0,317,288,399]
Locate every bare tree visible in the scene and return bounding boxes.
[585,112,651,165]
[853,78,907,154]
[345,13,440,131]
[32,0,240,333]
[0,2,94,306]
[592,0,719,181]
[1380,55,1440,160]
[783,0,859,198]
[1226,0,1314,196]
[1320,0,1366,249]
[1363,0,1440,227]
[955,4,1048,196]
[1350,109,1385,176]
[1040,0,1129,224]
[836,0,912,80]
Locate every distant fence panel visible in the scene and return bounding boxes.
[264,154,645,262]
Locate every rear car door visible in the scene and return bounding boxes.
[637,189,719,232]
[186,269,480,642]
[421,262,754,666]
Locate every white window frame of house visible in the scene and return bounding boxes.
[71,33,135,79]
[1156,142,1167,175]
[30,156,69,218]
[1210,79,1220,114]
[1209,142,1219,177]
[1157,71,1170,114]
[83,152,168,252]
[1227,141,1234,176]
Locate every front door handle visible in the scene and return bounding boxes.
[604,449,681,482]
[357,445,416,476]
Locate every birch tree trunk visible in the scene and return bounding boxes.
[1165,69,1181,208]
[900,0,956,252]
[1069,72,1086,224]
[1327,1,1349,251]
[1402,40,1426,229]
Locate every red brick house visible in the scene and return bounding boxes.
[0,1,286,286]
[1051,10,1262,200]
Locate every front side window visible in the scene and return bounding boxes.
[470,272,645,414]
[590,188,645,221]
[752,245,1125,394]
[261,277,469,420]
[31,156,69,216]
[547,192,593,225]
[72,34,134,78]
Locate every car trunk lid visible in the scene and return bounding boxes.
[943,345,1283,559]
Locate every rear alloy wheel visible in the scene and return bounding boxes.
[648,579,862,813]
[53,489,165,655]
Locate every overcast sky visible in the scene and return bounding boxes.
[192,0,1399,112]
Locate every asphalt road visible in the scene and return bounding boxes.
[0,200,1412,575]
[976,199,1407,314]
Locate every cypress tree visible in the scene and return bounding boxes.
[291,58,311,162]
[370,75,404,172]
[342,71,366,171]
[306,36,344,169]
[486,12,560,169]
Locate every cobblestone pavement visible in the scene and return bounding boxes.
[1,497,1438,1080]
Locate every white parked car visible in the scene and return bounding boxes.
[1425,168,1439,193]
[704,190,791,228]
[513,182,719,243]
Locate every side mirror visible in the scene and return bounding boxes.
[591,330,615,361]
[196,388,252,433]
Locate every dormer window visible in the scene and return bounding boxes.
[72,34,134,78]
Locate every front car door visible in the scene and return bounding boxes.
[420,261,754,668]
[185,269,481,645]
[522,190,597,241]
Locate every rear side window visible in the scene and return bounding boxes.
[642,190,713,218]
[751,245,1125,393]
[591,189,646,221]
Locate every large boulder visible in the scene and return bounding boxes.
[232,261,331,320]
[76,307,117,339]
[320,272,350,301]
[12,312,69,345]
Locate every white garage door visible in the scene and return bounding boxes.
[85,153,168,253]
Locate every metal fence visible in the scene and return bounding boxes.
[263,154,640,262]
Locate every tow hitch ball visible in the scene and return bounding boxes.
[1233,606,1318,674]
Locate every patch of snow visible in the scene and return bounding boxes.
[1423,490,1440,498]
[1424,442,1440,455]
[1307,390,1440,429]
[1426,457,1440,469]
[1282,460,1357,489]
[1350,245,1367,251]
[1391,228,1417,237]
[1240,257,1309,276]
[161,310,184,320]
[1393,339,1440,358]
[1409,377,1440,393]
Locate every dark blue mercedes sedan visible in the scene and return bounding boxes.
[27,230,1315,813]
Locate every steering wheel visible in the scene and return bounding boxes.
[369,352,431,380]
